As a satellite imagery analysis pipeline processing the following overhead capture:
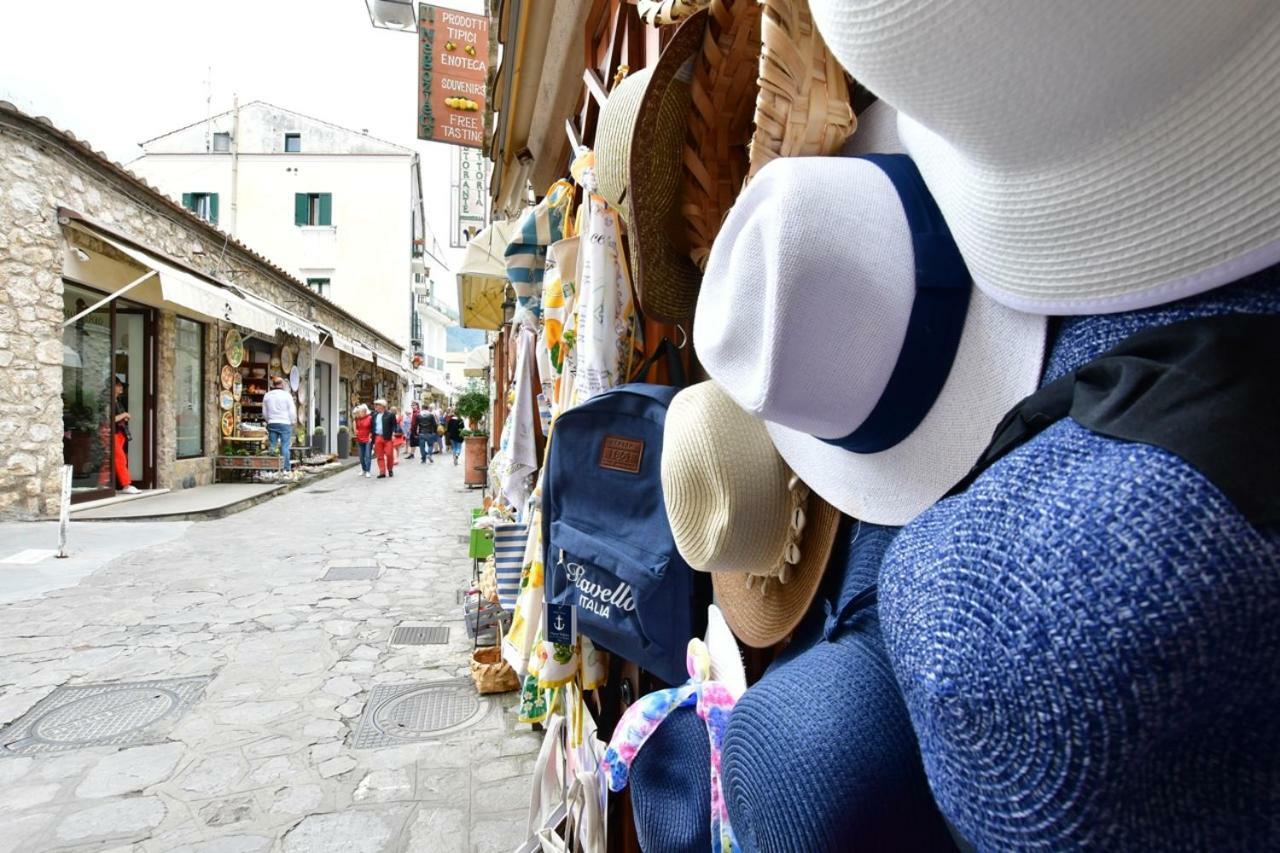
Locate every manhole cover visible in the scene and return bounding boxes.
[322,564,380,581]
[390,626,449,646]
[0,677,211,756]
[352,681,487,748]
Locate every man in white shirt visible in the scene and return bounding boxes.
[262,376,297,472]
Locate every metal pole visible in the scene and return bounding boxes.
[61,270,156,328]
[56,465,72,558]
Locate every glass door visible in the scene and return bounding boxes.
[114,308,152,487]
[62,282,116,501]
[315,361,333,453]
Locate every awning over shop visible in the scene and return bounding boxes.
[463,345,490,377]
[423,376,451,396]
[239,292,321,343]
[65,225,279,337]
[318,325,376,362]
[457,219,517,331]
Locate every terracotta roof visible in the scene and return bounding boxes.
[0,99,404,357]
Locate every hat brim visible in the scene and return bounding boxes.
[626,9,708,325]
[711,493,842,649]
[767,287,1046,526]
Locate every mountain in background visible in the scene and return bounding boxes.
[447,325,487,352]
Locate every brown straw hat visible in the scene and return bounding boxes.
[661,381,841,648]
[596,12,708,326]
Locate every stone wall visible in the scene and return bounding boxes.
[0,108,404,519]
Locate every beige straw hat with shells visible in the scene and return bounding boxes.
[661,381,840,648]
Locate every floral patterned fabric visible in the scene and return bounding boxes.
[600,638,740,852]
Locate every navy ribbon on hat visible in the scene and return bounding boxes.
[819,154,971,454]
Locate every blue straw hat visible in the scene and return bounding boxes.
[721,520,956,852]
[879,269,1280,850]
[629,704,713,852]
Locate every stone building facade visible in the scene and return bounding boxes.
[0,102,409,519]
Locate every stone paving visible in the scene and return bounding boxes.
[0,453,538,852]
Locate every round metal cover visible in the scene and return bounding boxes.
[30,686,180,746]
[371,682,484,741]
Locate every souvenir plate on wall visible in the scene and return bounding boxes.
[219,391,235,411]
[220,364,236,389]
[297,383,306,404]
[221,410,235,436]
[270,356,282,374]
[224,329,244,367]
[281,345,294,373]
[289,365,300,391]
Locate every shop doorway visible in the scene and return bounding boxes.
[315,360,333,453]
[61,282,155,500]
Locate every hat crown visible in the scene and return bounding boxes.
[811,0,1275,168]
[662,382,794,573]
[694,158,917,439]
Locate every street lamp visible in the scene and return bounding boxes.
[365,0,417,31]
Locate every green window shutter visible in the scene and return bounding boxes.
[208,193,219,225]
[295,193,308,226]
[318,193,332,226]
[182,192,193,211]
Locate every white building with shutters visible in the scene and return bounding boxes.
[129,102,435,362]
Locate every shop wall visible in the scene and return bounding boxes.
[0,108,404,518]
[153,311,218,491]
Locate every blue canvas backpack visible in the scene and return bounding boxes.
[542,382,699,686]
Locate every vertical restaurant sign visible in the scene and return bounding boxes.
[418,4,489,148]
[452,145,489,246]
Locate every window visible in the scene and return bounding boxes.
[294,193,333,226]
[181,192,219,225]
[284,133,301,153]
[174,316,204,458]
[307,277,330,296]
[212,132,231,153]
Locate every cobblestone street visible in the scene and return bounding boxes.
[0,457,536,853]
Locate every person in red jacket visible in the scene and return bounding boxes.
[352,404,373,479]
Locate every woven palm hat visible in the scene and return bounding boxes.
[661,381,840,648]
[695,149,1046,525]
[809,0,1280,315]
[596,13,707,325]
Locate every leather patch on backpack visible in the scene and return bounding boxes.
[599,435,644,474]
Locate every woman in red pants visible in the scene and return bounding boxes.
[112,379,139,494]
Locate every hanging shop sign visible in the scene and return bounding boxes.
[451,145,490,247]
[417,3,489,148]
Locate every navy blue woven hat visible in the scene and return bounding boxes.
[721,519,957,852]
[629,704,712,853]
[879,268,1280,851]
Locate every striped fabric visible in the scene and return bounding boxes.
[505,181,574,325]
[493,522,529,610]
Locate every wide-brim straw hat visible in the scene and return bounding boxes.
[809,0,1280,315]
[600,0,856,324]
[695,123,1045,524]
[662,381,840,647]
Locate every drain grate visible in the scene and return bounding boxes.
[322,563,380,581]
[0,677,211,756]
[352,680,486,748]
[390,626,449,646]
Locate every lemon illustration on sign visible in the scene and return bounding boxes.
[445,41,456,51]
[445,97,480,111]
[464,44,476,56]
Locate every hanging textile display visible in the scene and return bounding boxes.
[505,180,575,327]
[495,326,540,511]
[541,235,581,419]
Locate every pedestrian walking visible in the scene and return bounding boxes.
[415,405,439,464]
[404,402,421,460]
[371,399,397,478]
[444,408,465,466]
[353,403,373,478]
[111,378,139,493]
[263,376,297,472]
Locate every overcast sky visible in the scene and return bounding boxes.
[0,0,487,308]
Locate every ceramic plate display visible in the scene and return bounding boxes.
[297,383,307,405]
[289,365,300,392]
[233,377,243,397]
[219,391,235,411]
[281,345,294,373]
[224,329,244,367]
[220,364,235,389]
[251,368,266,379]
[221,411,235,436]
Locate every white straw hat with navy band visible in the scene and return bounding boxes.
[695,153,1046,525]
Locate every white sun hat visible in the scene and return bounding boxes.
[809,0,1280,316]
[694,149,1045,525]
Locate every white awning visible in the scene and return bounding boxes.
[71,227,279,336]
[319,325,376,362]
[239,292,321,343]
[457,218,518,330]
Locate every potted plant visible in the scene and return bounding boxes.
[455,382,490,431]
[336,426,350,459]
[311,426,326,454]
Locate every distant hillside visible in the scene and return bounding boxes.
[447,325,487,352]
